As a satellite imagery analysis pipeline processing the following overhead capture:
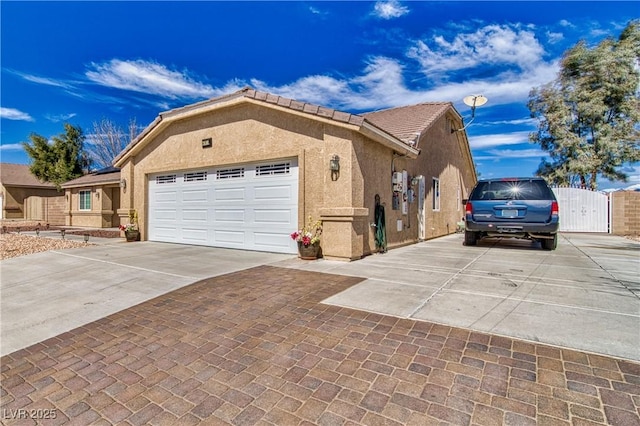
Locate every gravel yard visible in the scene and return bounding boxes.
[1,233,94,260]
[0,220,121,260]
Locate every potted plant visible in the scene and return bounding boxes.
[290,216,322,259]
[119,210,140,242]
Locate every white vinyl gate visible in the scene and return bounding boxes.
[552,186,610,233]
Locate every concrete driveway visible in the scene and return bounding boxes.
[1,232,639,361]
[275,233,640,361]
[0,242,294,356]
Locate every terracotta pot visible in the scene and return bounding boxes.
[297,242,320,260]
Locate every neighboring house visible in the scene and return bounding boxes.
[60,167,122,228]
[114,88,476,260]
[0,163,64,224]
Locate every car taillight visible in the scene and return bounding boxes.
[465,201,473,214]
[551,201,559,216]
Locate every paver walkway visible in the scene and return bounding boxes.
[1,266,639,425]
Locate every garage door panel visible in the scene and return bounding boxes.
[215,209,245,223]
[154,191,178,202]
[153,226,179,240]
[182,189,208,203]
[182,228,208,242]
[215,187,245,202]
[182,209,207,222]
[254,209,292,225]
[254,232,292,249]
[254,185,293,201]
[215,230,245,244]
[154,209,178,221]
[149,159,298,254]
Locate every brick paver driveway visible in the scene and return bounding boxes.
[2,266,639,425]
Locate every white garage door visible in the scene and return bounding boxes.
[148,159,298,254]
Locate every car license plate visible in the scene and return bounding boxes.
[501,209,518,217]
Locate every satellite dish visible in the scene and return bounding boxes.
[463,95,488,108]
[454,94,489,133]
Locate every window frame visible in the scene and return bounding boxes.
[432,178,440,211]
[79,190,91,211]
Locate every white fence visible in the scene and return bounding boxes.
[552,186,610,233]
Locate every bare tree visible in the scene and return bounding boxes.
[85,118,138,169]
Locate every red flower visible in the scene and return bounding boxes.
[301,235,311,246]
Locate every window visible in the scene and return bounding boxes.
[184,171,207,182]
[216,168,245,179]
[256,162,290,176]
[156,174,176,184]
[432,178,440,211]
[79,190,91,211]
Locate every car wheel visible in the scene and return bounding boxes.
[464,230,478,246]
[542,234,558,250]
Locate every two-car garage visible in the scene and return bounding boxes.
[148,159,299,254]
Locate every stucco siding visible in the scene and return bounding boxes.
[1,184,62,220]
[124,103,355,242]
[119,96,476,260]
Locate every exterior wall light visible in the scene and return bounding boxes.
[330,155,340,172]
[330,155,340,182]
[119,179,127,189]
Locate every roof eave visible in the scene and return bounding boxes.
[61,180,120,189]
[360,121,420,158]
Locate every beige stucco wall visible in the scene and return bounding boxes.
[0,184,61,219]
[120,101,476,260]
[352,111,476,255]
[65,185,120,228]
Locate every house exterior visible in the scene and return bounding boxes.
[0,163,65,223]
[114,88,476,260]
[60,167,122,228]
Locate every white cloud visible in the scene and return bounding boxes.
[0,143,26,151]
[45,113,77,123]
[85,59,219,99]
[487,148,546,158]
[0,107,34,121]
[559,19,574,28]
[481,118,536,127]
[408,24,546,74]
[373,1,409,20]
[17,72,73,89]
[546,31,564,44]
[469,131,532,149]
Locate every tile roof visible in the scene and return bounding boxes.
[162,87,366,127]
[61,168,120,188]
[241,88,366,127]
[0,163,56,188]
[116,88,459,164]
[363,102,455,144]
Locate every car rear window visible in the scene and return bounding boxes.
[470,180,554,201]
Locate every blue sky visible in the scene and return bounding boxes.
[1,1,638,190]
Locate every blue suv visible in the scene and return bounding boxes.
[464,178,560,250]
